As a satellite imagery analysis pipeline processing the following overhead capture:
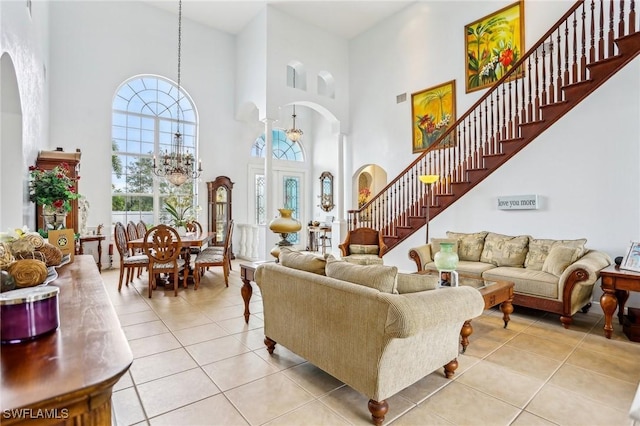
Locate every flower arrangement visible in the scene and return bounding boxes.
[358,188,371,208]
[28,162,80,212]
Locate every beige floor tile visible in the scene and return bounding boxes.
[130,348,198,384]
[264,400,351,425]
[392,404,455,425]
[398,371,452,404]
[282,362,344,397]
[113,370,134,392]
[128,332,182,358]
[462,335,505,358]
[510,410,557,426]
[148,394,249,426]
[216,315,264,334]
[202,351,279,391]
[155,311,213,331]
[319,385,415,425]
[526,383,630,425]
[201,305,247,322]
[485,345,561,380]
[580,332,640,363]
[548,363,638,411]
[566,347,640,383]
[456,359,545,408]
[118,310,161,327]
[253,343,307,371]
[112,387,146,426]
[172,322,230,346]
[112,300,153,316]
[519,319,587,346]
[420,381,521,425]
[506,333,575,361]
[136,368,221,418]
[232,328,268,351]
[225,373,314,425]
[185,334,251,365]
[123,320,170,340]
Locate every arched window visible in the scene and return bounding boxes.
[251,129,304,161]
[111,75,198,226]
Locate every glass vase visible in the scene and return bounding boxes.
[434,242,459,271]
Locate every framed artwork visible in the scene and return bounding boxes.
[411,80,456,154]
[621,241,640,272]
[465,0,524,93]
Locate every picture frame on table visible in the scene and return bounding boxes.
[464,0,525,93]
[621,241,640,272]
[411,80,457,154]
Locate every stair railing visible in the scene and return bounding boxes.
[348,0,637,246]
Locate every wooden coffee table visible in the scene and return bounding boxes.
[417,271,514,353]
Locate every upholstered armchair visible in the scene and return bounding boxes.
[339,227,387,265]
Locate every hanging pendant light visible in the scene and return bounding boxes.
[285,71,304,142]
[152,0,202,187]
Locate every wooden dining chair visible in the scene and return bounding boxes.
[194,220,234,289]
[114,222,149,291]
[185,220,205,254]
[136,221,147,240]
[143,224,187,298]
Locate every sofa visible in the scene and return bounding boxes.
[254,249,484,425]
[409,231,612,328]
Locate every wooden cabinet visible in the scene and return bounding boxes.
[207,176,234,257]
[34,149,81,233]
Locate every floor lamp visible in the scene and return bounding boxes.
[419,175,440,244]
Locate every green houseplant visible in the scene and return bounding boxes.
[28,162,80,212]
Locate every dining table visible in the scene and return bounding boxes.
[127,231,215,285]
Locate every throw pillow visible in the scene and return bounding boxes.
[480,233,529,267]
[446,231,488,261]
[542,245,581,277]
[525,237,587,270]
[325,255,398,293]
[349,244,379,255]
[279,248,326,275]
[430,238,459,255]
[396,273,438,294]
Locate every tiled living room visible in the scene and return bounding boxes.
[108,262,640,426]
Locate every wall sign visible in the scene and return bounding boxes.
[497,195,538,210]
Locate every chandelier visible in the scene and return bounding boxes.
[152,0,202,187]
[285,71,304,142]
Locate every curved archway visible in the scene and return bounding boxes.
[1,53,24,229]
[352,164,387,209]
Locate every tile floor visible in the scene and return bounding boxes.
[106,260,640,426]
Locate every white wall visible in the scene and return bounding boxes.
[349,1,640,305]
[0,0,51,230]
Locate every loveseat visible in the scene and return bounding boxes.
[254,249,484,425]
[409,231,612,328]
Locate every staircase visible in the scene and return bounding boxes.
[347,0,640,252]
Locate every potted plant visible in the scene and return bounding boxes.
[28,162,80,232]
[163,195,197,235]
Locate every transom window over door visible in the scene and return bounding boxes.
[111,76,198,226]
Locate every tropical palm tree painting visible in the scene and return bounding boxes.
[411,80,457,153]
[465,0,524,93]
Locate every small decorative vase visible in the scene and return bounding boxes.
[268,208,302,259]
[434,242,459,271]
[176,226,187,237]
[41,205,68,230]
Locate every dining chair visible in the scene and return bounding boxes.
[136,221,148,240]
[143,224,187,298]
[186,220,205,254]
[114,222,149,291]
[194,220,234,289]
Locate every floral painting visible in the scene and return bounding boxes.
[411,80,457,153]
[465,0,524,93]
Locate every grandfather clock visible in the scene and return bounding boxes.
[207,176,234,258]
[35,149,81,233]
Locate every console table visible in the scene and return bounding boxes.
[600,265,640,339]
[76,234,106,272]
[1,256,132,425]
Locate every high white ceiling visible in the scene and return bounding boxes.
[142,1,414,39]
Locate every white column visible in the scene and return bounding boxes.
[263,119,276,260]
[335,132,348,252]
